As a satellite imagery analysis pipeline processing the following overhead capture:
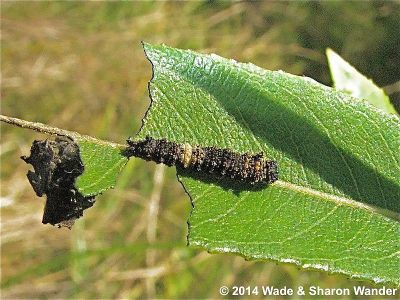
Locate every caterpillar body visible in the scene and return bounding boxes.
[126,136,278,185]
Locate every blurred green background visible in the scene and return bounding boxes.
[1,2,399,299]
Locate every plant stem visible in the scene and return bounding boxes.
[0,114,126,148]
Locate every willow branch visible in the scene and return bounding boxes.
[0,114,125,148]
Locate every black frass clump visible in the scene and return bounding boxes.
[21,137,95,228]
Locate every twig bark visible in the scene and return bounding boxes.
[0,114,125,148]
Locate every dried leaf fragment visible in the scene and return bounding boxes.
[22,137,95,228]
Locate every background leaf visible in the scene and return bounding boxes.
[137,43,400,285]
[326,48,397,115]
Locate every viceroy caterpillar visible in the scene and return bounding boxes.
[126,136,278,185]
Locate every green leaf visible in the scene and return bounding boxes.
[326,48,397,115]
[75,139,128,196]
[138,43,400,285]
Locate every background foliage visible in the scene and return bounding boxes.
[1,2,399,299]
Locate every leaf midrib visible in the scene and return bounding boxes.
[275,181,399,221]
